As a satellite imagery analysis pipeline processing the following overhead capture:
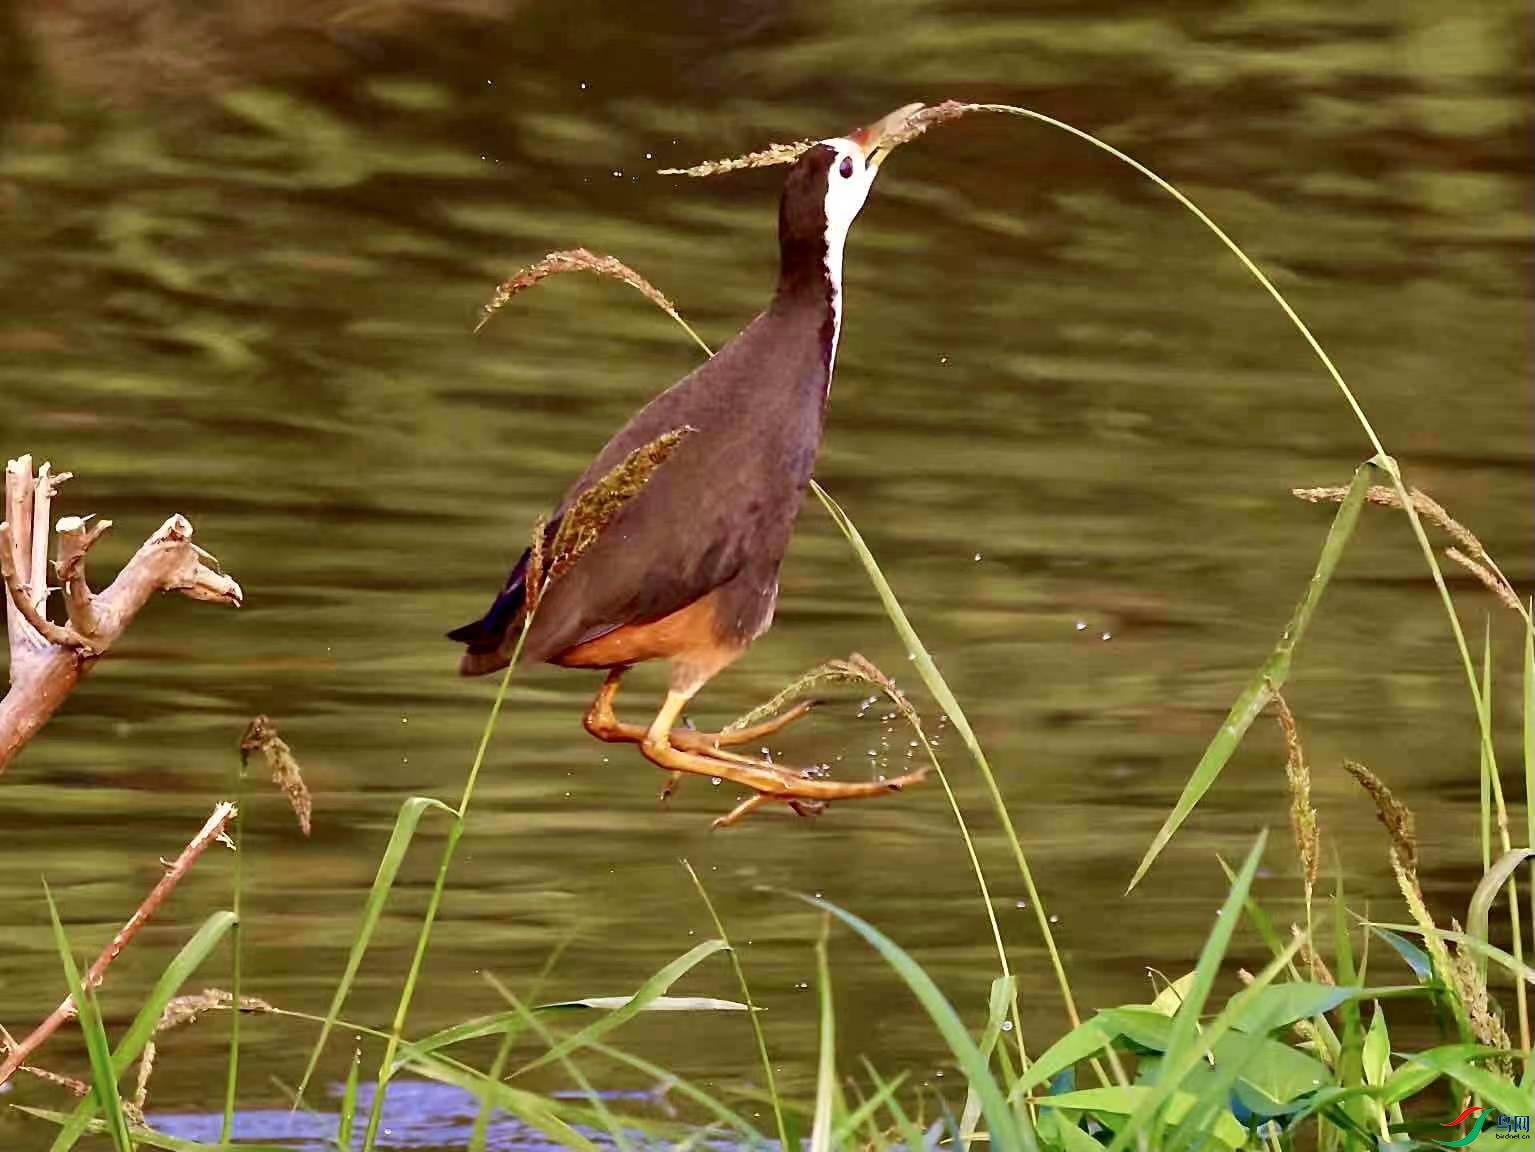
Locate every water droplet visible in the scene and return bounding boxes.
[1015,900,1028,909]
[1049,914,1060,924]
[711,777,721,786]
[1000,1020,1014,1032]
[973,552,982,561]
[1075,620,1087,631]
[1101,632,1112,641]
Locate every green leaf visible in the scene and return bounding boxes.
[404,1051,601,1151]
[49,910,238,1152]
[810,921,836,1152]
[1225,982,1355,1033]
[962,975,1017,1147]
[43,885,133,1152]
[536,994,748,1012]
[1044,1087,1247,1149]
[1149,972,1195,1015]
[295,794,455,1104]
[1469,849,1535,949]
[508,939,728,1078]
[1127,465,1371,891]
[1399,1044,1528,1118]
[796,894,1032,1152]
[1362,1003,1391,1088]
[1371,926,1434,982]
[1214,1030,1331,1115]
[1012,1017,1117,1099]
[1097,1007,1174,1053]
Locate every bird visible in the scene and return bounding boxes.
[450,104,929,827]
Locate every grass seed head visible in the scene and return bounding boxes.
[478,248,682,332]
[546,427,695,590]
[1271,690,1320,902]
[1448,917,1514,1074]
[241,715,312,837]
[1343,759,1417,876]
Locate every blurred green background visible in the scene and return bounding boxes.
[0,0,1530,1145]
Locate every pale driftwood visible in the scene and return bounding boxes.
[0,802,238,1088]
[0,455,244,775]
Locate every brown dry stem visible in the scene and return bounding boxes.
[1,455,244,775]
[0,802,238,1088]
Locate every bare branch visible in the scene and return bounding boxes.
[0,521,92,651]
[54,514,112,636]
[1,460,244,775]
[0,802,238,1087]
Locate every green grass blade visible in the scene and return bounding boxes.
[1470,849,1535,950]
[810,917,836,1152]
[585,1040,765,1143]
[860,1058,929,1152]
[1481,621,1494,874]
[468,1029,512,1152]
[404,1050,602,1152]
[813,481,1080,1044]
[363,625,527,1152]
[834,1069,909,1149]
[797,894,1032,1152]
[293,792,455,1104]
[337,1043,361,1151]
[961,975,1017,1146]
[1128,468,1371,891]
[223,756,247,1147]
[1104,834,1267,1152]
[680,858,789,1151]
[43,884,134,1152]
[484,974,634,1152]
[507,938,728,1078]
[49,909,238,1152]
[17,1108,295,1152]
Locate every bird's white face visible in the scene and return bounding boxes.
[816,137,880,378]
[819,137,881,242]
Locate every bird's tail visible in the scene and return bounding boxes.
[448,549,530,676]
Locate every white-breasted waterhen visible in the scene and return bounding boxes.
[450,104,928,827]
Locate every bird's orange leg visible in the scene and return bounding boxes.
[638,689,928,828]
[584,669,817,754]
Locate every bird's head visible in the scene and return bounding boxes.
[776,103,923,296]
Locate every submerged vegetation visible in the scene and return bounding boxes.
[3,101,1532,1152]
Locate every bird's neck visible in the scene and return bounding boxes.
[773,226,844,387]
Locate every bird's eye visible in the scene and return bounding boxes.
[838,156,854,179]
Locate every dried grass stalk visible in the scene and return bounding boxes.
[1295,483,1522,613]
[157,987,274,1033]
[0,802,238,1088]
[1346,760,1477,1040]
[724,652,913,734]
[240,715,311,836]
[524,514,549,613]
[1343,760,1417,876]
[132,988,275,1115]
[1449,918,1514,1076]
[1445,548,1523,613]
[660,101,974,177]
[1272,690,1319,905]
[545,427,695,589]
[478,248,682,333]
[1292,923,1334,986]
